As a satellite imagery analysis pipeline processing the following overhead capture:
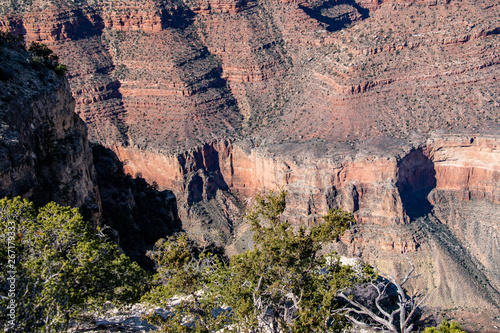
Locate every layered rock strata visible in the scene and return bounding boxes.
[1,0,498,147]
[112,134,500,313]
[1,0,243,150]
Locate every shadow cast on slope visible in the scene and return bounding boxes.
[396,148,436,220]
[92,144,182,269]
[299,0,370,32]
[161,3,196,29]
[63,8,105,40]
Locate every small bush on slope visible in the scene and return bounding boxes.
[424,320,467,333]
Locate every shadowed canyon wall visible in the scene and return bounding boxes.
[0,35,101,221]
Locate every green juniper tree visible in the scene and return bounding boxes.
[143,190,374,332]
[0,197,146,333]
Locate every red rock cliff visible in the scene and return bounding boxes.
[112,134,500,312]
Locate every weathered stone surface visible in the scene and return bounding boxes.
[0,34,182,268]
[0,34,100,221]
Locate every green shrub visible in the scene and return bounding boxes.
[28,42,67,75]
[143,190,373,332]
[0,197,146,332]
[54,64,68,75]
[424,320,467,333]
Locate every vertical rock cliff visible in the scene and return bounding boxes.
[0,33,101,221]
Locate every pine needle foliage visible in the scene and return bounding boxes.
[143,190,374,332]
[0,197,146,332]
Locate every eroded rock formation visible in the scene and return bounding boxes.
[0,34,100,221]
[92,144,182,268]
[2,0,498,148]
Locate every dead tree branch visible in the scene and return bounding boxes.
[338,254,429,333]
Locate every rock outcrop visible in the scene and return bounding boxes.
[1,0,498,148]
[0,33,100,221]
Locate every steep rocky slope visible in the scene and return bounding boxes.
[0,32,100,221]
[0,33,181,266]
[1,0,499,326]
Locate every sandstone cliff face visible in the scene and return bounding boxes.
[112,135,500,312]
[0,34,100,220]
[1,0,242,150]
